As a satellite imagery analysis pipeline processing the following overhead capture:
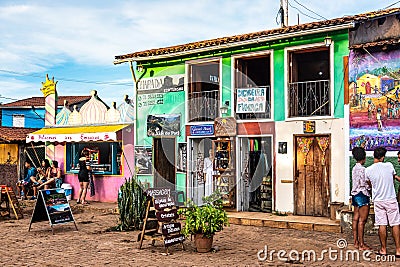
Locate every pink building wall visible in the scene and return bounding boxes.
[55,125,135,203]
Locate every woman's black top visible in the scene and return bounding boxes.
[78,157,89,181]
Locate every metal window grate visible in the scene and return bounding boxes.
[289,80,330,117]
[188,90,219,122]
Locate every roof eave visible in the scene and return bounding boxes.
[114,22,355,65]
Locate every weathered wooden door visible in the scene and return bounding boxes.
[153,138,176,190]
[294,135,330,217]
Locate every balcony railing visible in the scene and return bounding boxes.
[288,80,330,117]
[235,86,271,120]
[188,90,219,122]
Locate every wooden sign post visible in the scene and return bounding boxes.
[28,188,78,234]
[138,188,185,254]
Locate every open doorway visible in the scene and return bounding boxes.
[238,136,273,212]
[189,137,214,205]
[153,138,176,191]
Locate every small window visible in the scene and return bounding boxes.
[13,114,25,127]
[288,47,330,117]
[188,61,220,122]
[235,55,271,120]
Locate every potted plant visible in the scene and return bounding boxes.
[179,191,229,253]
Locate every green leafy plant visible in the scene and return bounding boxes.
[179,190,229,238]
[116,177,146,231]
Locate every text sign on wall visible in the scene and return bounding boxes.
[137,74,184,94]
[190,125,214,136]
[236,88,267,113]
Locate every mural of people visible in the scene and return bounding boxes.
[349,49,400,151]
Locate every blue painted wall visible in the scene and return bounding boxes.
[2,108,45,128]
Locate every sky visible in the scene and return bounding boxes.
[0,0,399,106]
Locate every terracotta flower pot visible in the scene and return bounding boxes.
[194,234,213,253]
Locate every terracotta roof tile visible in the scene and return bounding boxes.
[1,96,91,108]
[350,38,400,49]
[115,8,400,61]
[0,127,39,142]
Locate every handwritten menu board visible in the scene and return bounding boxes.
[138,188,185,253]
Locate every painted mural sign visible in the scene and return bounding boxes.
[236,87,267,113]
[137,93,164,108]
[147,114,181,136]
[349,49,400,151]
[137,74,184,94]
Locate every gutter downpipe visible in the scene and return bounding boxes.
[114,22,355,64]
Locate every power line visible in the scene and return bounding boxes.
[384,1,400,9]
[0,69,133,87]
[288,1,321,21]
[292,0,327,20]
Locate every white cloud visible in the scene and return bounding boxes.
[0,0,398,103]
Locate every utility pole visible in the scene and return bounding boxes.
[280,0,288,27]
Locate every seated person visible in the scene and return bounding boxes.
[38,160,61,190]
[31,159,51,196]
[16,160,37,200]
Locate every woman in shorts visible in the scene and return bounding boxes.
[351,147,371,250]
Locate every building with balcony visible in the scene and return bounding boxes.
[115,8,400,216]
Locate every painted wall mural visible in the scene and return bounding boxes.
[349,49,400,151]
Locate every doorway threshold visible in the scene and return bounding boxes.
[227,212,341,233]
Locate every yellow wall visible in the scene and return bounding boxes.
[357,74,380,94]
[0,144,18,164]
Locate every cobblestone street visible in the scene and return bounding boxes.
[0,202,399,266]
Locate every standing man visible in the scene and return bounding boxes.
[16,160,37,200]
[365,147,400,257]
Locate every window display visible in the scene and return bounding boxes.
[66,142,122,175]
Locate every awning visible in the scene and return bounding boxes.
[26,124,132,143]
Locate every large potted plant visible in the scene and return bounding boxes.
[179,191,229,253]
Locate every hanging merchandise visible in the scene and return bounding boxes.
[196,153,204,185]
[297,137,314,165]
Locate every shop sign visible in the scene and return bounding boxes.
[162,222,182,236]
[236,88,266,113]
[147,114,181,136]
[190,125,214,136]
[214,117,237,137]
[137,74,184,94]
[27,132,117,143]
[303,121,316,134]
[137,93,164,108]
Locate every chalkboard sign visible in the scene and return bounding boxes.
[29,189,78,234]
[154,196,175,210]
[138,187,185,253]
[164,234,185,247]
[156,209,179,222]
[162,222,182,235]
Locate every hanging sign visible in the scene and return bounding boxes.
[236,87,267,113]
[162,222,182,235]
[214,117,237,137]
[28,189,78,234]
[154,196,175,210]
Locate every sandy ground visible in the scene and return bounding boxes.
[0,203,399,267]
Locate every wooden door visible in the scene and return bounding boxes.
[153,138,176,190]
[294,135,330,217]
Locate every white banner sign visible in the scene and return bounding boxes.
[26,132,118,143]
[236,88,267,113]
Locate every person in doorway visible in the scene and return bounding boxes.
[376,108,383,131]
[203,149,214,197]
[397,151,400,210]
[365,147,400,257]
[350,147,371,250]
[16,160,37,200]
[77,150,91,205]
